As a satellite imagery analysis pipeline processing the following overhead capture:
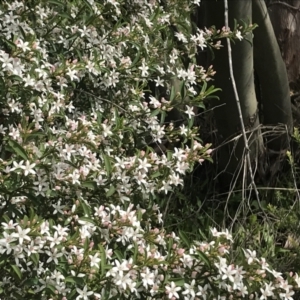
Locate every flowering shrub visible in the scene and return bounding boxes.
[0,0,297,299]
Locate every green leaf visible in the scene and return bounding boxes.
[9,75,23,82]
[2,37,17,51]
[133,242,138,263]
[131,44,141,68]
[83,0,94,10]
[106,185,115,197]
[84,237,89,252]
[8,140,28,160]
[79,198,91,217]
[114,249,123,261]
[48,0,65,6]
[82,181,97,190]
[24,277,39,287]
[171,278,185,287]
[188,116,194,128]
[31,253,39,266]
[179,230,190,247]
[99,244,107,277]
[11,265,22,280]
[167,237,174,260]
[150,109,161,117]
[46,284,56,294]
[79,216,95,225]
[198,229,207,240]
[151,171,161,179]
[160,111,166,124]
[197,250,211,268]
[170,85,176,102]
[103,153,111,177]
[65,277,77,284]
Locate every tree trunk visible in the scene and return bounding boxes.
[268,0,300,91]
[253,0,293,153]
[201,0,263,188]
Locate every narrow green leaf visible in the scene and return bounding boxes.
[198,229,207,240]
[133,242,138,263]
[83,0,93,10]
[151,171,161,179]
[150,108,161,117]
[106,185,115,197]
[79,216,95,225]
[84,237,89,252]
[160,111,166,124]
[99,244,107,277]
[11,265,22,280]
[9,75,23,82]
[179,230,190,247]
[31,253,39,266]
[46,284,56,294]
[82,181,97,190]
[8,140,28,160]
[171,278,185,287]
[114,249,123,261]
[65,277,77,284]
[131,45,141,68]
[2,37,17,51]
[103,153,111,177]
[79,198,91,216]
[48,0,65,6]
[197,250,211,268]
[188,116,194,128]
[170,85,176,102]
[167,237,174,260]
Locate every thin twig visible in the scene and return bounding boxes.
[223,0,263,210]
[268,1,300,11]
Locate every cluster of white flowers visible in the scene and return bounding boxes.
[0,0,295,299]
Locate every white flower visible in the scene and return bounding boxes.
[154,76,164,87]
[76,285,93,300]
[69,170,81,185]
[89,253,101,269]
[102,123,113,137]
[236,30,243,41]
[137,158,151,173]
[184,105,195,118]
[166,282,181,299]
[260,282,275,299]
[66,67,79,81]
[12,226,31,245]
[243,249,257,264]
[196,284,210,299]
[20,160,36,176]
[141,267,155,289]
[47,231,63,248]
[46,248,64,265]
[0,231,16,254]
[1,220,18,230]
[182,279,196,298]
[52,200,66,214]
[10,160,24,172]
[138,61,149,77]
[175,32,188,43]
[294,273,300,287]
